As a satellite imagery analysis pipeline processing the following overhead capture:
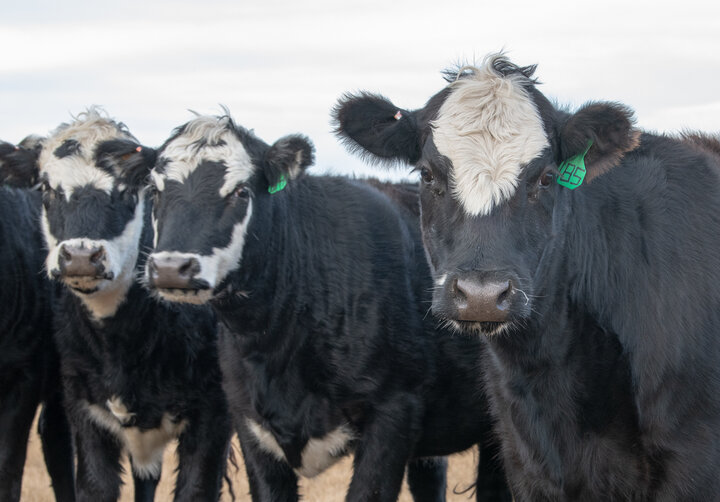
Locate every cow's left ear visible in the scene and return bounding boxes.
[559,102,641,183]
[0,135,44,188]
[95,138,157,189]
[264,134,315,189]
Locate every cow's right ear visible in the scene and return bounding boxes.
[95,138,157,189]
[333,92,421,165]
[0,135,43,188]
[264,134,315,190]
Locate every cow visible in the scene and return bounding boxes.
[0,141,75,502]
[143,112,511,502]
[333,53,720,501]
[8,109,233,502]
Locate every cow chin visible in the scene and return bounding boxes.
[154,288,214,305]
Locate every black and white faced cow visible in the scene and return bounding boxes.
[335,54,720,501]
[145,114,510,502]
[17,109,232,501]
[0,141,75,502]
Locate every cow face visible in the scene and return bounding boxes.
[146,113,313,304]
[29,109,155,319]
[335,54,639,336]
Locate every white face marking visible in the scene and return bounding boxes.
[246,419,354,478]
[154,116,254,196]
[38,108,130,198]
[44,195,146,320]
[86,397,188,479]
[431,55,549,216]
[148,199,253,304]
[435,274,448,287]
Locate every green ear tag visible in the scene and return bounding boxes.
[557,141,593,190]
[268,174,287,194]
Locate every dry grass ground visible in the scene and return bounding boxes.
[21,411,480,501]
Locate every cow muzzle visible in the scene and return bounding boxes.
[433,271,529,333]
[147,255,204,289]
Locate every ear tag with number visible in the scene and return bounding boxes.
[268,174,287,194]
[557,141,593,189]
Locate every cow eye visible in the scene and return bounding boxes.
[233,185,249,199]
[420,167,434,184]
[538,169,554,188]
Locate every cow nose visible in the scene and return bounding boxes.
[452,276,513,322]
[58,244,106,277]
[147,255,201,290]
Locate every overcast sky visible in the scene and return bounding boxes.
[2,0,719,180]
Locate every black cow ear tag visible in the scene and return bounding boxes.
[557,141,593,190]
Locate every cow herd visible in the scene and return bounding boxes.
[1,53,720,502]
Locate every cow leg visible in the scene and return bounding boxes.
[346,396,420,502]
[407,457,448,502]
[38,394,76,502]
[129,460,159,502]
[475,440,511,502]
[236,420,299,502]
[0,379,39,502]
[174,407,232,502]
[74,421,123,502]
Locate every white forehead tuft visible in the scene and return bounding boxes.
[155,115,255,196]
[39,108,132,197]
[432,56,549,216]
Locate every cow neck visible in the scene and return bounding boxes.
[213,181,332,349]
[0,188,49,334]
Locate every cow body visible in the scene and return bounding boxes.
[0,181,74,502]
[146,114,510,502]
[335,55,720,501]
[13,110,232,502]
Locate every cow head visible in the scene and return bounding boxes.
[146,112,313,304]
[0,135,45,188]
[335,54,639,336]
[27,108,156,319]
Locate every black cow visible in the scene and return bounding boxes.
[144,113,510,502]
[334,54,720,501]
[0,142,75,502]
[9,109,232,502]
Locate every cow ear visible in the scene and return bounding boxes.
[96,138,157,189]
[264,134,315,189]
[0,135,43,188]
[559,102,641,183]
[333,92,421,165]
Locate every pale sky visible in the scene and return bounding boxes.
[2,0,719,179]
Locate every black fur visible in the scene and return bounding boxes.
[334,55,720,501]
[0,185,75,502]
[149,117,511,502]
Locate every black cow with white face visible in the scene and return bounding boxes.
[0,141,75,502]
[14,109,232,501]
[145,114,510,502]
[335,54,720,501]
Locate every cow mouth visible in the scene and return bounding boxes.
[154,286,213,305]
[447,319,514,337]
[57,272,115,294]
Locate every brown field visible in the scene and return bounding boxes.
[21,411,479,501]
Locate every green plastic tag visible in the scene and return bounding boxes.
[268,174,287,194]
[557,141,593,190]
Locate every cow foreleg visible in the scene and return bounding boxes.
[38,393,76,502]
[407,456,448,502]
[73,421,123,502]
[236,419,300,502]
[0,378,39,502]
[173,404,232,502]
[346,396,421,502]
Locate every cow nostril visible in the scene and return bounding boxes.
[89,247,105,264]
[451,277,467,302]
[496,280,513,311]
[60,244,71,261]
